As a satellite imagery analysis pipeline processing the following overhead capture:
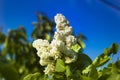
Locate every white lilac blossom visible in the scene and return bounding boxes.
[32,13,78,74]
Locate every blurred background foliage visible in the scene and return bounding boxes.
[0,13,55,80]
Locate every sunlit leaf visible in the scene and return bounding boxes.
[88,65,98,79]
[77,39,85,49]
[104,48,110,56]
[55,59,65,72]
[71,43,81,53]
[92,54,111,67]
[79,74,94,80]
[23,72,44,80]
[65,65,72,78]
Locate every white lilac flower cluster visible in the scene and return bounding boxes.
[32,14,77,74]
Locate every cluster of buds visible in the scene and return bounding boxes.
[33,14,78,74]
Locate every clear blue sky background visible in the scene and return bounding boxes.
[1,0,120,60]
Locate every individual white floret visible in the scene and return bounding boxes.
[50,39,64,48]
[32,39,50,51]
[62,47,75,57]
[37,46,50,53]
[65,55,77,63]
[35,45,51,60]
[54,14,66,24]
[56,21,69,30]
[55,14,70,31]
[54,32,65,41]
[56,26,72,37]
[64,26,72,35]
[65,35,77,47]
[40,59,48,66]
[36,51,42,57]
[39,53,50,65]
[57,26,72,35]
[50,47,61,59]
[44,63,55,74]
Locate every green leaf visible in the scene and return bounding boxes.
[80,75,94,80]
[104,48,110,56]
[88,65,98,79]
[0,64,19,80]
[71,43,81,53]
[98,60,120,80]
[65,65,72,78]
[110,43,119,54]
[92,54,111,67]
[53,73,64,80]
[77,39,85,49]
[23,72,45,80]
[82,65,98,80]
[0,32,6,44]
[112,60,120,73]
[70,53,92,72]
[55,59,65,72]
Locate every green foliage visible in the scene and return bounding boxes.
[0,32,6,44]
[98,60,120,80]
[82,43,119,80]
[92,43,119,68]
[23,42,119,80]
[32,13,55,40]
[0,64,19,80]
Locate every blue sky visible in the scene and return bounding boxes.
[1,0,120,60]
